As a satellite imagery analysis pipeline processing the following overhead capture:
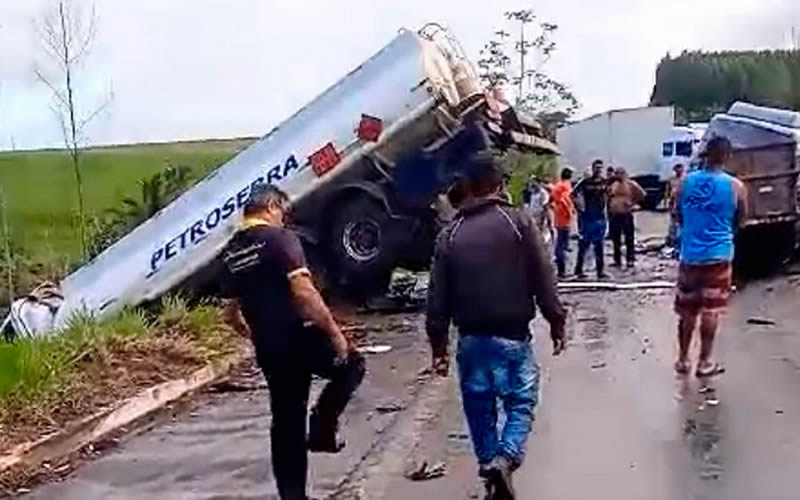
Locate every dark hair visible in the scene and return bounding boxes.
[560,168,573,180]
[592,159,604,168]
[244,184,290,216]
[706,136,733,158]
[464,151,504,197]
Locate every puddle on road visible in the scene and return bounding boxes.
[677,378,725,483]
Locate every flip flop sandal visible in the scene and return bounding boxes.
[696,362,725,378]
[674,360,691,375]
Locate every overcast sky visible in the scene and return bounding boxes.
[0,0,798,151]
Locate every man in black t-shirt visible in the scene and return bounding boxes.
[572,159,610,279]
[221,185,365,500]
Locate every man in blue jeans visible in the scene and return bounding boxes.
[426,153,567,500]
[573,159,610,279]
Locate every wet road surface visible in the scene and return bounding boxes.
[377,267,800,500]
[25,314,433,500]
[24,211,800,499]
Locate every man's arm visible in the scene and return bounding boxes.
[223,299,251,337]
[520,214,567,352]
[733,178,749,229]
[630,180,647,205]
[674,177,686,223]
[272,230,349,359]
[289,271,349,359]
[426,230,452,363]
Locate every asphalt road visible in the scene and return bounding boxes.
[23,211,800,500]
[377,214,800,500]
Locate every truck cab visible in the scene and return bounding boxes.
[659,124,706,181]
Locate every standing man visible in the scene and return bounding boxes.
[606,165,616,186]
[426,153,567,500]
[608,167,646,269]
[524,177,552,244]
[674,137,747,377]
[221,185,365,500]
[665,163,686,256]
[573,159,610,279]
[551,167,575,278]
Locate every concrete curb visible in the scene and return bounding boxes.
[0,354,242,475]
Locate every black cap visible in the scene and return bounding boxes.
[463,150,503,181]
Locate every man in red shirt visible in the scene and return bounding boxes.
[551,167,575,278]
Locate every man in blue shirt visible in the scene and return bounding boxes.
[673,137,747,378]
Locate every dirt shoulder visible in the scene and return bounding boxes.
[0,298,246,490]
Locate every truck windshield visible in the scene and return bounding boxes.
[662,142,674,157]
[676,141,693,157]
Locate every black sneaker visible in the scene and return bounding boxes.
[597,272,611,279]
[307,415,346,453]
[483,456,515,500]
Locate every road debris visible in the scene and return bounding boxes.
[404,461,448,481]
[375,402,405,414]
[558,280,675,292]
[447,432,470,441]
[699,386,715,394]
[747,317,776,326]
[591,361,607,369]
[776,408,785,415]
[359,344,393,354]
[706,399,720,407]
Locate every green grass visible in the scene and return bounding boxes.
[0,138,254,301]
[0,297,240,449]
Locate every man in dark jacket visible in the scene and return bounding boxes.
[220,185,365,500]
[426,153,567,500]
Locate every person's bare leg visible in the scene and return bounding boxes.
[698,312,720,371]
[676,312,697,373]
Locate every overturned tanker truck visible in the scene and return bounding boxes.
[2,24,557,338]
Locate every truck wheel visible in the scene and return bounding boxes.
[329,196,398,296]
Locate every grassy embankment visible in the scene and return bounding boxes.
[0,296,244,453]
[0,138,254,304]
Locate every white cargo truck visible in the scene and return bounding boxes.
[2,24,556,338]
[557,106,698,208]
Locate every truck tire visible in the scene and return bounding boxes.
[328,196,398,296]
[735,222,796,276]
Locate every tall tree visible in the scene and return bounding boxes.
[478,9,578,120]
[35,0,111,259]
[651,49,800,121]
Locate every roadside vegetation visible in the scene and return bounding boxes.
[0,138,253,307]
[0,296,244,451]
[503,151,558,204]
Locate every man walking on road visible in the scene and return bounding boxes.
[220,185,365,500]
[552,167,575,278]
[573,159,610,279]
[608,167,646,269]
[426,153,567,500]
[674,137,747,378]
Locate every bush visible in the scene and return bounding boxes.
[502,151,558,204]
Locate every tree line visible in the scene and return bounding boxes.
[650,50,800,122]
